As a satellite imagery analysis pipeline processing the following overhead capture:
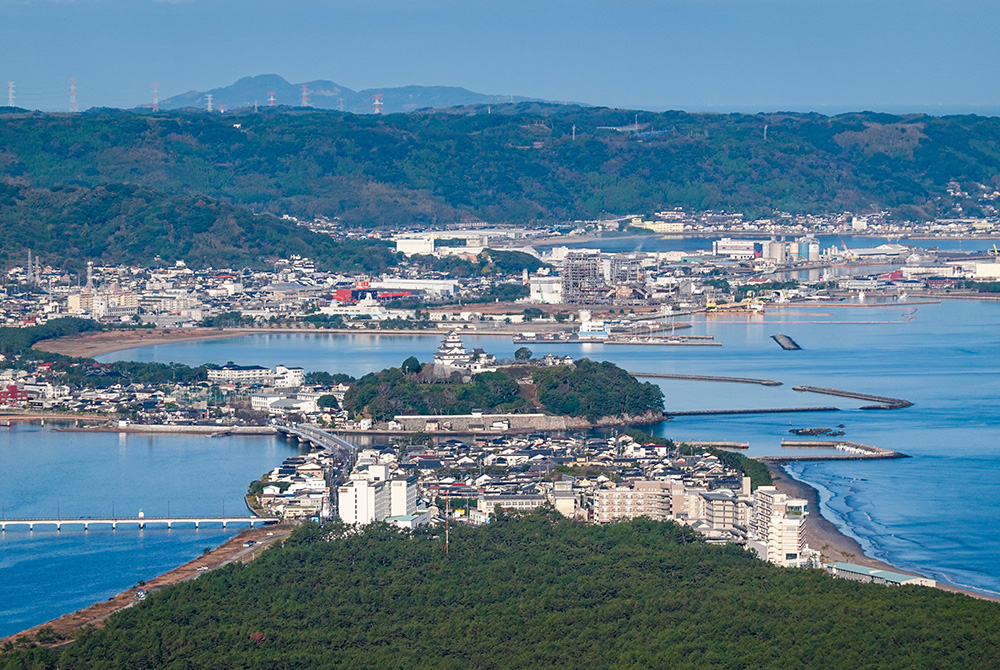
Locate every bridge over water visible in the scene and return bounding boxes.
[0,426,357,534]
[0,516,280,532]
[273,424,359,459]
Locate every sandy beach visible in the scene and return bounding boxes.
[31,326,511,359]
[32,327,255,358]
[767,463,999,602]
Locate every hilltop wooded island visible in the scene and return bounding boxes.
[344,357,664,423]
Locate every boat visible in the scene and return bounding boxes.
[512,332,575,344]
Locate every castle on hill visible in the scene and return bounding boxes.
[432,331,497,376]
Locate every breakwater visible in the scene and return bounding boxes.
[605,339,721,346]
[771,333,801,350]
[755,439,908,462]
[631,372,782,386]
[684,441,749,450]
[792,386,913,409]
[664,406,839,417]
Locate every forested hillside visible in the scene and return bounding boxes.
[3,106,1000,268]
[3,516,998,669]
[0,181,398,272]
[342,358,662,422]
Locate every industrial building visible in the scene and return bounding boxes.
[559,252,647,304]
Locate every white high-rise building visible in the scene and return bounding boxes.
[388,477,417,517]
[750,486,809,567]
[338,473,417,525]
[274,365,305,389]
[338,479,387,526]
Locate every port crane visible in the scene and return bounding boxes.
[840,240,857,262]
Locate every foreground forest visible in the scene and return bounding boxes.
[3,106,1000,269]
[3,515,998,669]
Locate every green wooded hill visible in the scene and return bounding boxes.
[342,358,663,421]
[0,180,399,273]
[4,516,998,669]
[3,106,1000,268]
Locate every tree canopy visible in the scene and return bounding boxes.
[533,358,664,421]
[4,514,999,669]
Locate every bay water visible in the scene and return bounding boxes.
[0,428,299,638]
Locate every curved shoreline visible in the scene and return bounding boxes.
[766,463,999,603]
[32,327,514,359]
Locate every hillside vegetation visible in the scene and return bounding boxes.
[0,181,399,273]
[3,516,998,669]
[344,366,531,420]
[342,358,663,422]
[3,106,1000,268]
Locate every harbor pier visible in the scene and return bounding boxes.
[0,516,280,532]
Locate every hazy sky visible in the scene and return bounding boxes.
[2,0,998,114]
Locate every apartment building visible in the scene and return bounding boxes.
[749,486,809,567]
[594,480,678,523]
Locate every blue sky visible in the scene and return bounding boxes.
[2,0,999,114]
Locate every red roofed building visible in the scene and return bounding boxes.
[0,385,30,404]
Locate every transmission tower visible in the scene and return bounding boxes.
[267,91,276,106]
[373,93,383,114]
[68,78,78,113]
[300,84,310,107]
[6,82,14,107]
[152,82,160,112]
[206,94,213,112]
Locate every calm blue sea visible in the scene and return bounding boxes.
[0,429,299,637]
[99,299,1000,597]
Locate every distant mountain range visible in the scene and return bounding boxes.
[158,74,551,114]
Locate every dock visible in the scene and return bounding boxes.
[664,406,839,417]
[605,338,721,346]
[792,385,912,409]
[631,372,782,386]
[771,333,801,350]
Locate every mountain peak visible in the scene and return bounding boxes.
[157,74,546,113]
